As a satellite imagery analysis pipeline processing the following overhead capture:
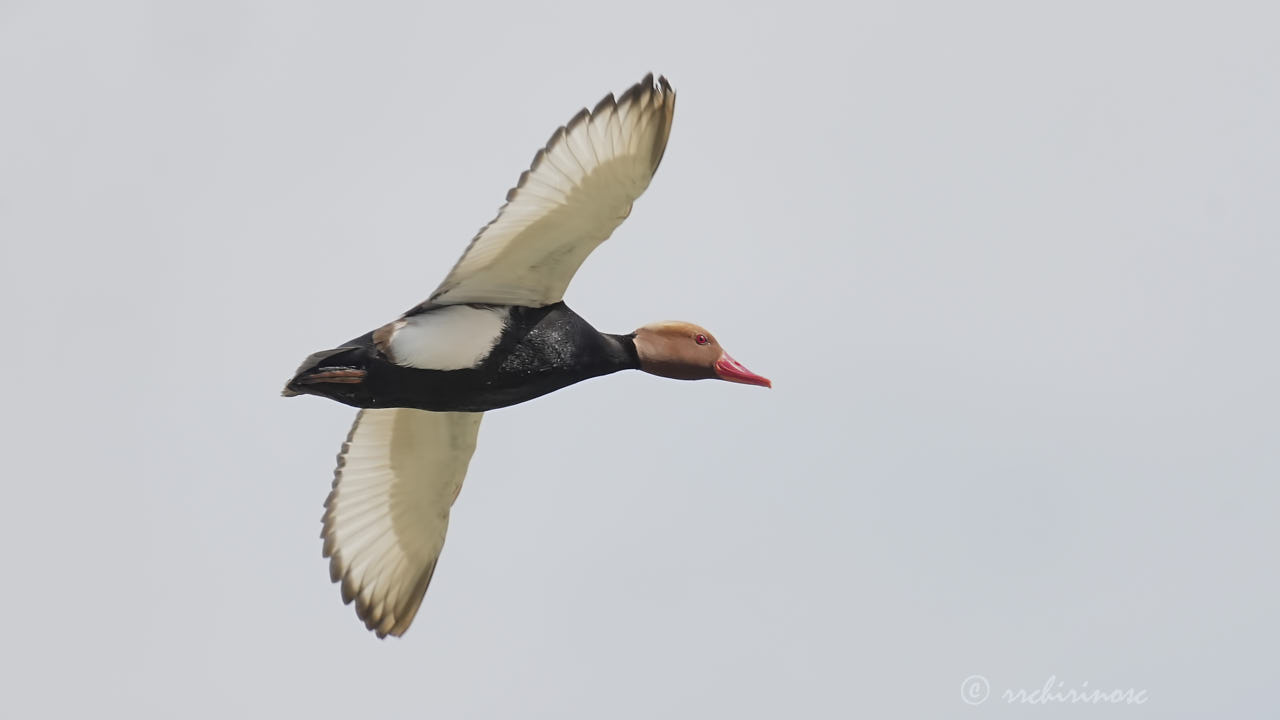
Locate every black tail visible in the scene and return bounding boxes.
[282,333,377,407]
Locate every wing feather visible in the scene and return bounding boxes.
[423,74,676,308]
[321,408,483,638]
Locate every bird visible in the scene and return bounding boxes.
[283,74,770,638]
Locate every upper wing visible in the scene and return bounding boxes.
[423,73,676,308]
[321,408,483,638]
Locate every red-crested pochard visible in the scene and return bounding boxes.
[284,74,769,637]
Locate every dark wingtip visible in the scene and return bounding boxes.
[592,92,616,115]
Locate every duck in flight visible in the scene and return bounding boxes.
[284,74,770,638]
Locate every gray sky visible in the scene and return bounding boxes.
[2,1,1277,717]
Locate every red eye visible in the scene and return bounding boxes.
[695,333,709,345]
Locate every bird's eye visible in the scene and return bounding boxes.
[695,333,709,345]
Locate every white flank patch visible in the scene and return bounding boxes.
[387,305,509,370]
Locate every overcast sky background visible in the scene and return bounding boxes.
[2,1,1277,717]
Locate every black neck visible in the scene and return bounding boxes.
[601,332,641,372]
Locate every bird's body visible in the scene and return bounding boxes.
[291,302,638,413]
[285,74,769,638]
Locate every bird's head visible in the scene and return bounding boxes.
[632,321,771,388]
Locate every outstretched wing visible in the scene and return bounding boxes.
[321,408,483,638]
[423,73,676,309]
